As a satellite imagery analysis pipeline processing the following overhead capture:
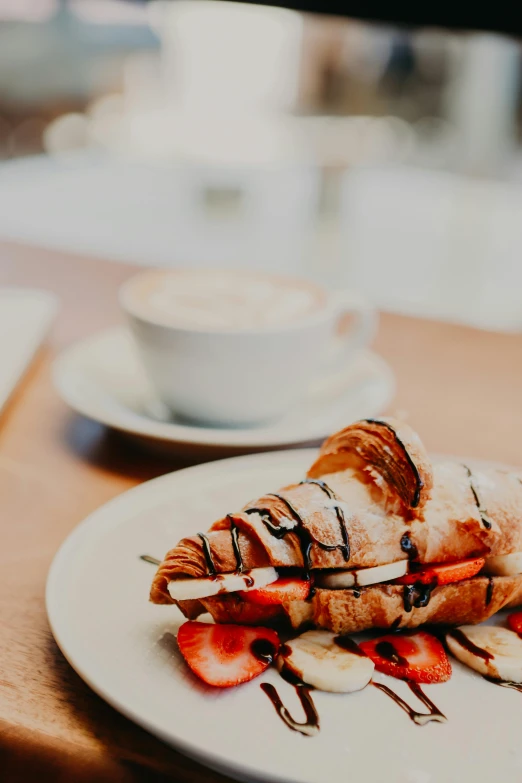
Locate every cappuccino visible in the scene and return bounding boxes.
[122,269,326,332]
[120,268,376,426]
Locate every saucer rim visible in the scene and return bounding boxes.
[53,327,395,450]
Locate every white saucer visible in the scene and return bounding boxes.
[53,327,394,457]
[46,449,522,783]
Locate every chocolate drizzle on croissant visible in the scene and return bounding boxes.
[463,465,494,530]
[307,417,433,514]
[150,418,522,633]
[196,532,217,576]
[244,488,350,578]
[363,419,424,508]
[300,479,350,561]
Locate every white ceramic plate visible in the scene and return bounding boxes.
[47,449,522,783]
[52,327,394,457]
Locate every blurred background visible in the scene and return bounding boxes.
[1,0,522,330]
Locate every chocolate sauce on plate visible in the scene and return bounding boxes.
[363,419,424,508]
[484,676,522,694]
[403,582,437,612]
[260,682,320,737]
[139,555,161,566]
[262,635,449,735]
[197,532,217,577]
[447,629,493,661]
[463,465,493,530]
[372,681,447,725]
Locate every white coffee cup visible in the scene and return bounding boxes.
[120,269,377,427]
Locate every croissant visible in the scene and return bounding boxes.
[150,418,522,634]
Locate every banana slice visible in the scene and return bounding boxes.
[168,567,278,601]
[316,560,408,589]
[484,551,522,576]
[277,630,374,692]
[447,625,522,682]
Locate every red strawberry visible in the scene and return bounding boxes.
[239,577,310,605]
[394,557,485,587]
[508,611,522,637]
[360,631,452,684]
[176,621,279,687]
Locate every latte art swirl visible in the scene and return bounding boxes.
[124,270,326,331]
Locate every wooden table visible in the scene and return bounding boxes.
[1,240,522,782]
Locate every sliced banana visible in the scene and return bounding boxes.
[484,551,522,576]
[168,566,278,601]
[316,559,408,589]
[277,630,374,692]
[447,625,522,683]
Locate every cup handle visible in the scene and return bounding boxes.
[326,290,378,368]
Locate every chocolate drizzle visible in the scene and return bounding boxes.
[463,465,493,530]
[227,516,244,573]
[246,488,353,579]
[390,617,402,632]
[400,533,418,560]
[448,629,493,661]
[403,582,437,612]
[484,676,522,694]
[374,640,408,666]
[300,479,350,561]
[485,577,494,607]
[245,507,287,535]
[249,495,313,579]
[333,635,368,656]
[372,681,447,725]
[139,555,161,566]
[260,682,320,737]
[363,418,424,508]
[197,532,217,577]
[242,572,255,588]
[250,638,277,664]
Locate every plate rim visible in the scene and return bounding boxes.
[52,326,395,450]
[46,448,317,783]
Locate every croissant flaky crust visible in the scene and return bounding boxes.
[150,418,522,633]
[307,417,434,514]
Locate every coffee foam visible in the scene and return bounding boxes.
[124,270,326,331]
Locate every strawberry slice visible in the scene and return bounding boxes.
[394,557,485,586]
[239,577,310,605]
[360,631,452,684]
[176,621,279,687]
[508,611,522,637]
